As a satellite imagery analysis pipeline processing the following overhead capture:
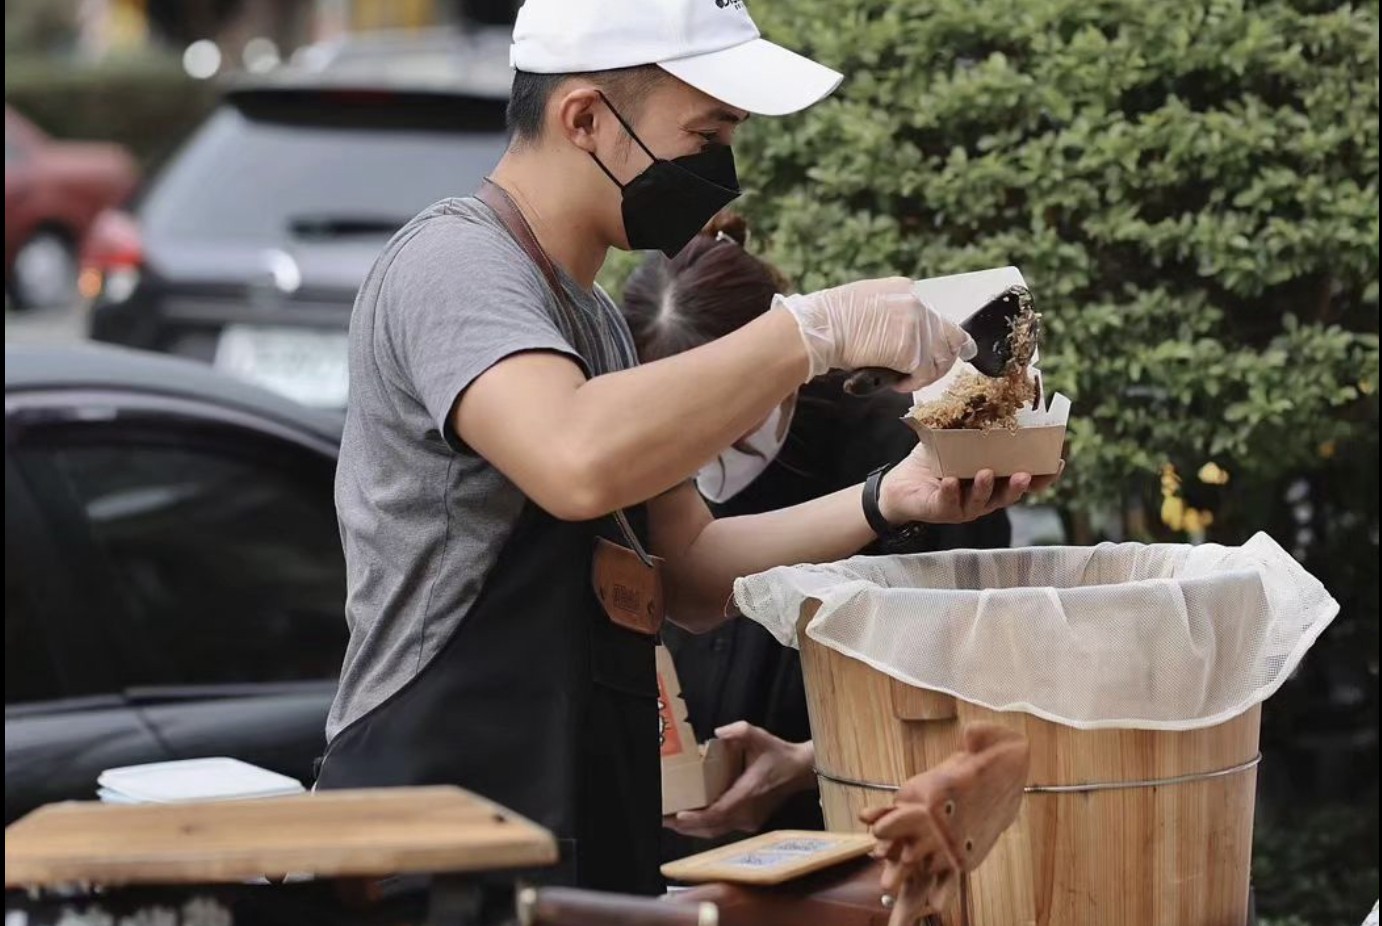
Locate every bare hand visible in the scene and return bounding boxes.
[879,442,1064,525]
[664,723,816,840]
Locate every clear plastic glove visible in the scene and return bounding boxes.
[777,276,977,391]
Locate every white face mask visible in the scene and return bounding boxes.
[696,397,796,504]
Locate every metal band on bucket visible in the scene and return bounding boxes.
[814,753,1262,794]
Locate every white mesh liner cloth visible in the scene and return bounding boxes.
[733,532,1338,731]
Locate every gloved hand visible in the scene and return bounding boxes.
[777,277,977,391]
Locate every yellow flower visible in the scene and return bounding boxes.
[1160,463,1182,496]
[1198,462,1230,485]
[1161,495,1186,530]
[1183,508,1215,533]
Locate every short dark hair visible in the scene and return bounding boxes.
[506,66,664,145]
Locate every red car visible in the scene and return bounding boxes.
[5,106,138,310]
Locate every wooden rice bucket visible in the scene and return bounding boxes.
[797,602,1261,926]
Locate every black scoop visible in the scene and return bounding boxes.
[842,285,1034,396]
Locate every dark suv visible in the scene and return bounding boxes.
[84,31,511,409]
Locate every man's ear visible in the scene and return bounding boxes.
[553,86,605,154]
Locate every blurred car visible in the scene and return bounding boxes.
[4,106,138,311]
[5,343,347,823]
[289,23,513,77]
[84,29,511,409]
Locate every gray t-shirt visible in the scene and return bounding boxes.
[327,196,638,740]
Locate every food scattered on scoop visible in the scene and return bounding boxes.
[909,290,1042,432]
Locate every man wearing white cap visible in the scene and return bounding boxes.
[316,0,1056,894]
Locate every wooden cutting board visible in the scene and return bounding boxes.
[4,786,557,888]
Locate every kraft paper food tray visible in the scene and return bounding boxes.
[905,391,1069,479]
[658,645,745,816]
[906,265,1067,479]
[662,738,743,817]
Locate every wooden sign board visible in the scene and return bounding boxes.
[662,830,877,886]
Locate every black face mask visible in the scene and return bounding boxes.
[590,93,742,258]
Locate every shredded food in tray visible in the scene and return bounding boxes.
[910,293,1042,431]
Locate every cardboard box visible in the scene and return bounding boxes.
[906,266,1070,479]
[906,392,1070,479]
[658,645,744,816]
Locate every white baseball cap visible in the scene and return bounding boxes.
[510,0,843,117]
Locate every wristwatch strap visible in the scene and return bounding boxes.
[863,463,926,550]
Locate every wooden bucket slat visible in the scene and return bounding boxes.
[798,601,1259,926]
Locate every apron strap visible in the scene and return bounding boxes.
[474,178,654,567]
[475,178,569,306]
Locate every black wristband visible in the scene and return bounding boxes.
[863,463,926,550]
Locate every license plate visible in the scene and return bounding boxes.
[214,325,349,408]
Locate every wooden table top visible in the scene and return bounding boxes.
[4,786,557,888]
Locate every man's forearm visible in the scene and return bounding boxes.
[561,307,809,513]
[668,484,875,630]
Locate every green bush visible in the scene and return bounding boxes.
[737,0,1377,508]
[598,248,643,299]
[730,0,1379,920]
[4,55,216,170]
[1254,804,1380,926]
